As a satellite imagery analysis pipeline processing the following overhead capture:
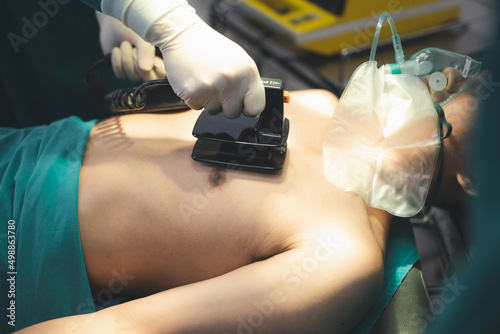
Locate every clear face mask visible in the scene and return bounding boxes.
[323,12,481,217]
[384,47,482,107]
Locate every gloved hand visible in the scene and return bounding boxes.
[101,0,265,118]
[95,12,166,81]
[148,9,265,118]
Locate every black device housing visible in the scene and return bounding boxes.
[192,78,290,170]
[104,80,189,114]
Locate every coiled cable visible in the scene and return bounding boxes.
[85,54,190,114]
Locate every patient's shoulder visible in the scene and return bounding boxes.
[288,89,339,117]
[290,89,339,101]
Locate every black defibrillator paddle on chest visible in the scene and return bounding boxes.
[85,58,290,170]
[191,78,290,170]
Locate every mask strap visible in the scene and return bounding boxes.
[426,123,445,207]
[434,103,452,139]
[427,103,453,206]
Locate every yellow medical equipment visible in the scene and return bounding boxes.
[235,0,462,55]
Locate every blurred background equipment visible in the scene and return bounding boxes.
[206,0,497,93]
[234,0,462,55]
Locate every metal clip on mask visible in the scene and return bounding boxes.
[192,78,290,170]
[322,12,480,217]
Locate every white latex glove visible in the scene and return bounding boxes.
[151,17,266,117]
[95,12,166,81]
[158,21,265,118]
[101,0,265,118]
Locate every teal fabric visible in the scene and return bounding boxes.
[0,116,98,333]
[352,220,419,333]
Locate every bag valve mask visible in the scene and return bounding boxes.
[323,12,481,217]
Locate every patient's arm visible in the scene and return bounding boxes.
[17,226,383,334]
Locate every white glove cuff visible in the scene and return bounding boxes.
[125,0,198,42]
[147,5,200,47]
[101,0,196,41]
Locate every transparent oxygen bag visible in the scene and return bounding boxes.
[323,13,441,217]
